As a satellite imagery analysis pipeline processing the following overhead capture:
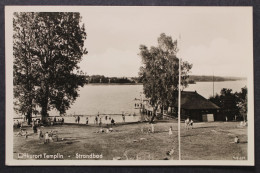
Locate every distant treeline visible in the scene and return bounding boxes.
[188,75,246,83]
[86,75,245,84]
[87,75,139,84]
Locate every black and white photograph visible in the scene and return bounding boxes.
[5,6,254,166]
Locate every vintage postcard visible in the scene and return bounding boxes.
[5,6,254,166]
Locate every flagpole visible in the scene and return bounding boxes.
[178,35,182,160]
[213,72,215,97]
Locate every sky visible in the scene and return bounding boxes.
[76,7,253,77]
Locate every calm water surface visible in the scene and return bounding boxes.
[14,80,247,124]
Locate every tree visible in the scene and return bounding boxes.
[209,88,237,120]
[13,12,38,125]
[139,33,192,122]
[236,86,247,121]
[209,87,247,121]
[219,88,239,120]
[13,12,88,123]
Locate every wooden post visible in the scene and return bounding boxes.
[178,34,182,160]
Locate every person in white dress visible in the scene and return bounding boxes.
[45,132,49,143]
[169,126,173,135]
[151,124,154,133]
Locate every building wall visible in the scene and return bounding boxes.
[182,109,219,122]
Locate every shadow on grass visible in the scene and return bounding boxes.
[193,126,218,129]
[152,130,178,133]
[181,134,196,137]
[239,141,248,144]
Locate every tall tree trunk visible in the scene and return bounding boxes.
[26,111,32,125]
[150,106,158,123]
[26,100,32,125]
[41,80,49,124]
[26,96,33,125]
[41,100,48,124]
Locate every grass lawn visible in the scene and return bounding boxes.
[13,121,247,160]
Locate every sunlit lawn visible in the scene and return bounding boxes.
[13,121,247,160]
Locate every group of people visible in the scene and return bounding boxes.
[239,121,248,127]
[140,123,155,134]
[134,103,142,108]
[74,114,118,126]
[75,116,81,124]
[72,111,136,126]
[16,127,28,138]
[14,120,22,128]
[17,117,64,127]
[98,127,114,133]
[93,115,116,127]
[53,117,64,124]
[15,121,58,144]
[94,115,102,125]
[139,119,193,137]
[185,118,194,130]
[38,129,58,143]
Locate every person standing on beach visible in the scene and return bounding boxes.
[38,129,42,139]
[111,118,115,126]
[78,116,80,124]
[99,117,102,126]
[122,113,125,123]
[95,116,98,125]
[86,117,88,125]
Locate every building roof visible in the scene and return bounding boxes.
[175,91,220,110]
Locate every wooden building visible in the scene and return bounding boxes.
[141,91,220,121]
[174,91,220,121]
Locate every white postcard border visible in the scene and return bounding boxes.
[5,6,255,166]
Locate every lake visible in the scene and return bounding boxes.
[14,80,247,124]
[53,80,247,116]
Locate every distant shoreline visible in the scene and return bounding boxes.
[86,83,142,85]
[85,79,246,85]
[189,79,247,83]
[86,75,246,85]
